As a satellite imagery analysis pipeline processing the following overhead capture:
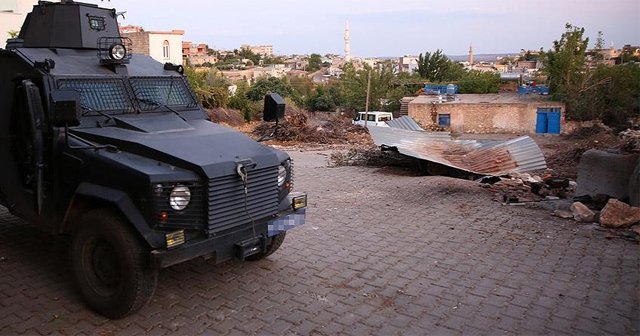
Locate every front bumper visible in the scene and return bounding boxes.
[150,193,307,268]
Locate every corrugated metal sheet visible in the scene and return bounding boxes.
[386,116,426,131]
[368,126,547,176]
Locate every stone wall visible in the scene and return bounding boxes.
[409,97,565,134]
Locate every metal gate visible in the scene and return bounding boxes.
[536,107,561,134]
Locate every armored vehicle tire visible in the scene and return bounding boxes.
[71,209,158,319]
[246,232,287,261]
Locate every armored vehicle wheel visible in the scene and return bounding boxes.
[246,232,286,261]
[71,209,157,319]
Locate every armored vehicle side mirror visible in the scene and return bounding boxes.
[51,90,81,127]
[263,93,285,122]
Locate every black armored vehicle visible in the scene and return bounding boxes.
[0,1,306,318]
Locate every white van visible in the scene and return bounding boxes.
[352,111,393,127]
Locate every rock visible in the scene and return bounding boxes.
[630,225,640,235]
[571,202,595,222]
[553,210,574,219]
[600,199,640,228]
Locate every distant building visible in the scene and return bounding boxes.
[468,44,474,65]
[120,25,184,65]
[220,64,288,84]
[182,41,217,66]
[622,44,640,57]
[398,56,419,73]
[0,0,38,46]
[240,44,273,57]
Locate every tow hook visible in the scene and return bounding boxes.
[235,236,265,259]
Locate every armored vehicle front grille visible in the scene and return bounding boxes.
[207,166,279,234]
[154,182,205,230]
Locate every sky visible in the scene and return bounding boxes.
[88,0,639,57]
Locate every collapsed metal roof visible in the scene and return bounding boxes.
[368,126,547,176]
[385,116,425,131]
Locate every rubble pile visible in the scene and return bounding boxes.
[481,172,640,241]
[253,112,371,145]
[619,129,640,153]
[480,173,575,204]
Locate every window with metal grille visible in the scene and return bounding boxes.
[130,77,197,111]
[57,78,135,114]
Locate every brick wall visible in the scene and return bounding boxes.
[122,32,150,55]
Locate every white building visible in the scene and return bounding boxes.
[398,55,419,73]
[0,0,38,47]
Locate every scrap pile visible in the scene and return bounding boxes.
[253,112,370,145]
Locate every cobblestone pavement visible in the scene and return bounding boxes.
[0,150,638,335]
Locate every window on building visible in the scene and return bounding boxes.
[162,40,170,60]
[0,0,18,12]
[438,114,451,127]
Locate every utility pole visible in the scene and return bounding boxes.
[364,69,371,127]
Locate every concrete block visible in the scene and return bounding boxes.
[576,149,639,201]
[630,161,640,207]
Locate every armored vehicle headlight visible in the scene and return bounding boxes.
[109,43,127,60]
[277,165,287,187]
[169,185,191,211]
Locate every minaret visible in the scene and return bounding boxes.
[468,43,474,66]
[344,20,351,62]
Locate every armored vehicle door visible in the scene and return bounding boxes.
[7,79,46,218]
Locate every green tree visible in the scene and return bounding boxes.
[307,53,323,72]
[184,67,230,108]
[593,31,605,61]
[229,82,259,121]
[384,85,415,112]
[238,47,261,66]
[571,64,640,126]
[542,23,589,113]
[306,85,343,111]
[457,70,500,94]
[245,76,296,102]
[289,75,315,107]
[543,24,639,126]
[339,63,395,111]
[416,49,461,82]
